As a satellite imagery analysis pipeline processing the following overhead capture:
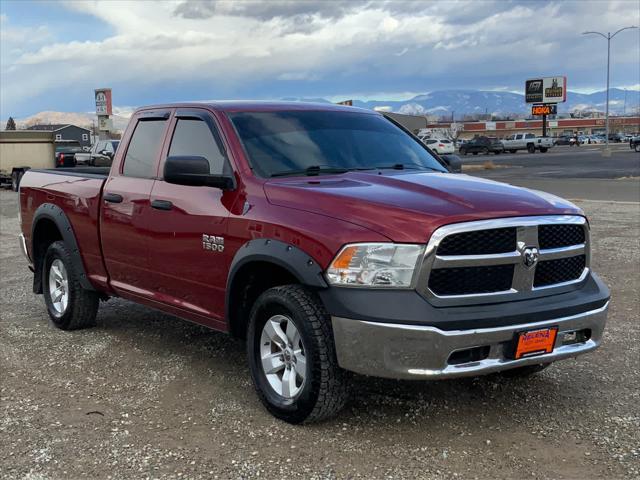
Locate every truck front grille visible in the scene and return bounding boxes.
[419,216,589,306]
[534,254,586,287]
[428,265,514,296]
[437,227,516,255]
[538,224,585,249]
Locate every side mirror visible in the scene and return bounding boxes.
[440,154,462,173]
[163,155,234,189]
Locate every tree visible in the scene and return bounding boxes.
[5,117,16,130]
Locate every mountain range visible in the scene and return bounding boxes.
[5,88,638,132]
[287,88,639,118]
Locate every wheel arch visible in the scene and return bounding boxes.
[225,239,328,339]
[31,203,94,294]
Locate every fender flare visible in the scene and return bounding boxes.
[224,238,328,322]
[31,203,95,293]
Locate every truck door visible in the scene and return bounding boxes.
[146,109,234,328]
[100,110,171,298]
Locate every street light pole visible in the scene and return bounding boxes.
[582,26,638,151]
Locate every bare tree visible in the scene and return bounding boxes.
[5,117,16,130]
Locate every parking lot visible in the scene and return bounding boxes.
[1,153,639,479]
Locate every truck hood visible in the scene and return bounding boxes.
[264,172,583,242]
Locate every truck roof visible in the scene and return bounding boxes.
[134,101,376,115]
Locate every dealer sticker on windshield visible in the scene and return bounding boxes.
[514,327,558,360]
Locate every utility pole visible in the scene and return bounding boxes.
[582,26,637,152]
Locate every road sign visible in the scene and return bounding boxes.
[525,77,567,104]
[95,88,113,116]
[532,104,557,115]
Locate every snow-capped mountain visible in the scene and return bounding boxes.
[290,88,639,117]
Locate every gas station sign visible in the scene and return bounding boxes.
[531,104,557,116]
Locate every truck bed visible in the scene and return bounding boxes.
[19,168,110,290]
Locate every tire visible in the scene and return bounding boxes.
[472,151,478,155]
[539,147,548,153]
[635,143,640,153]
[527,144,535,153]
[43,241,99,330]
[501,363,550,378]
[461,149,467,156]
[482,147,489,155]
[247,285,349,424]
[11,171,19,192]
[509,149,517,154]
[494,150,501,155]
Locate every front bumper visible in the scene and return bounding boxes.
[332,302,608,379]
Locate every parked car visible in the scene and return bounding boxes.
[554,135,573,146]
[423,138,455,155]
[459,136,505,155]
[54,141,82,168]
[501,133,554,153]
[75,140,120,166]
[18,102,610,423]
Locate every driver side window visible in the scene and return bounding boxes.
[168,119,227,175]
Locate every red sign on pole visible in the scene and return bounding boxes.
[95,88,113,116]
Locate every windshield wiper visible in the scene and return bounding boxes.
[270,165,349,177]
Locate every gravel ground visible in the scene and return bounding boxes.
[1,188,639,479]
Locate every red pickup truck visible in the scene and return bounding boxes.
[18,102,610,423]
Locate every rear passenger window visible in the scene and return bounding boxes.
[168,119,227,175]
[123,120,167,178]
[525,133,535,139]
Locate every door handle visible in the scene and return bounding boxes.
[151,199,173,211]
[103,193,123,203]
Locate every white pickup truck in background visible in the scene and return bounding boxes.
[502,133,554,153]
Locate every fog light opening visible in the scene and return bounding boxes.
[448,345,490,366]
[561,329,591,345]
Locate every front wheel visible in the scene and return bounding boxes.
[527,144,536,153]
[247,285,349,424]
[635,143,640,153]
[43,241,99,330]
[461,149,467,156]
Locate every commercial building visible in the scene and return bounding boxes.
[426,116,640,139]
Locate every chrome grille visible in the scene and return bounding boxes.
[417,216,589,306]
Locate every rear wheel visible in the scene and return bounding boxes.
[539,147,548,153]
[509,149,517,154]
[472,151,478,155]
[635,143,640,152]
[43,241,99,330]
[482,147,489,155]
[527,144,536,153]
[247,285,349,423]
[461,149,467,156]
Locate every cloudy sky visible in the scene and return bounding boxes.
[1,0,639,117]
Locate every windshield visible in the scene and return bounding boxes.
[228,110,447,178]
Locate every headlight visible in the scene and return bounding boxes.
[326,243,425,288]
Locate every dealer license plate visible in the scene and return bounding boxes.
[514,327,558,360]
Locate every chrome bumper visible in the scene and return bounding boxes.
[19,233,33,269]
[332,302,608,379]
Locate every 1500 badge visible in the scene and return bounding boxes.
[202,234,224,252]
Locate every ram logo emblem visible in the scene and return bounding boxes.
[202,234,225,252]
[522,247,539,269]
